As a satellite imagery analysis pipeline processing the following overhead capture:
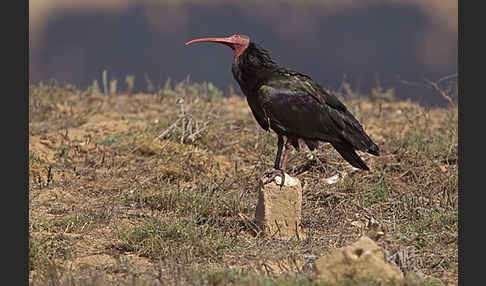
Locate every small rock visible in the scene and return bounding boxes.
[254,174,304,240]
[273,173,299,186]
[325,174,340,185]
[314,235,404,283]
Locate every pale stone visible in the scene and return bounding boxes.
[254,174,304,240]
[314,235,404,283]
[273,173,299,187]
[325,174,340,185]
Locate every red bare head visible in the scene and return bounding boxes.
[185,34,250,62]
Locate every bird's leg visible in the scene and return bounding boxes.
[273,135,284,170]
[280,140,292,172]
[264,135,290,186]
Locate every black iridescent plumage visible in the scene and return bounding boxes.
[186,35,379,184]
[232,42,379,171]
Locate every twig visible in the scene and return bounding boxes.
[152,117,182,142]
[398,74,457,107]
[186,122,209,142]
[424,78,456,107]
[437,73,458,84]
[178,98,185,144]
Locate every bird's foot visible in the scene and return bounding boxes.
[263,168,286,186]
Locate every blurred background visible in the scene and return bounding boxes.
[29,0,457,106]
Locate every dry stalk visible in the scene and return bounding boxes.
[399,74,458,107]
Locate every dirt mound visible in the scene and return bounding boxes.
[315,235,403,284]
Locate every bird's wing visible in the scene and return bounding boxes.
[273,71,349,112]
[257,83,341,141]
[246,95,270,131]
[257,78,378,154]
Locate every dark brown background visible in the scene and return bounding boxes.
[29,0,457,106]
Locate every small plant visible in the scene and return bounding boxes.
[158,78,179,98]
[371,85,395,102]
[125,75,135,95]
[96,135,121,146]
[87,79,101,95]
[102,69,108,96]
[152,95,210,144]
[110,77,118,95]
[87,70,118,96]
[337,73,361,99]
[206,82,224,101]
[145,73,155,93]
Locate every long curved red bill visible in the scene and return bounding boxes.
[185,37,234,46]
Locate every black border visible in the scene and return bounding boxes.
[6,0,29,284]
[457,0,466,285]
[25,0,30,284]
[457,1,463,285]
[20,0,29,284]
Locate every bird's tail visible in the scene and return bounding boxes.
[366,142,380,156]
[331,142,369,171]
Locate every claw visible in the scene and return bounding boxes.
[263,168,286,186]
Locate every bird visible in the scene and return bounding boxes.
[185,34,379,185]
